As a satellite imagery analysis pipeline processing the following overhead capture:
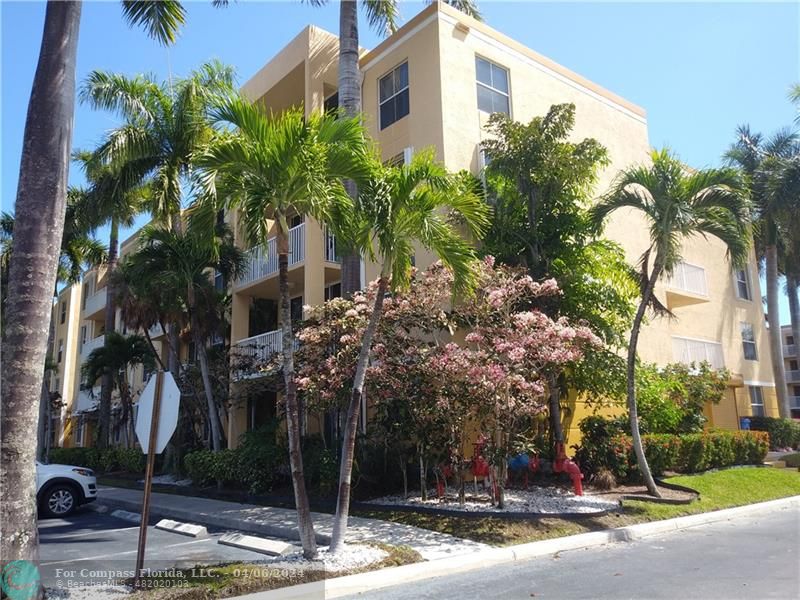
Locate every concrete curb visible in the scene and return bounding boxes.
[94,492,332,545]
[155,519,208,538]
[236,495,800,600]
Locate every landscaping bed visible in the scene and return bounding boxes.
[354,467,800,547]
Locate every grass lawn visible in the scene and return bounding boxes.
[354,467,800,547]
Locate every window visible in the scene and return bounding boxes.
[60,302,67,324]
[748,386,765,417]
[80,326,87,352]
[290,214,303,229]
[57,339,63,363]
[75,416,84,447]
[790,360,799,371]
[214,270,224,291]
[741,322,757,360]
[379,62,409,130]
[290,296,304,324]
[324,92,339,115]
[324,283,341,301]
[788,335,795,345]
[735,267,751,300]
[476,56,510,115]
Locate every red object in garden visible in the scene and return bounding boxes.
[436,479,445,498]
[552,442,584,496]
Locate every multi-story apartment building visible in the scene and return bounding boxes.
[781,325,800,418]
[226,2,778,447]
[50,231,176,449]
[50,3,779,450]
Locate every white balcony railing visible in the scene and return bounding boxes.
[324,227,339,263]
[790,396,800,409]
[82,288,107,317]
[666,262,708,296]
[237,223,305,287]
[75,386,101,414]
[672,336,725,369]
[234,330,283,363]
[785,369,800,383]
[147,322,169,339]
[80,335,104,360]
[783,344,797,357]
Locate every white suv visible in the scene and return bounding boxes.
[36,461,98,517]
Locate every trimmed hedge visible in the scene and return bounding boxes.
[575,424,769,481]
[48,447,146,474]
[747,416,800,450]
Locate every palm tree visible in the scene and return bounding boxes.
[591,149,750,497]
[124,221,244,451]
[318,0,481,296]
[198,98,370,559]
[73,151,151,449]
[80,61,237,384]
[81,332,156,448]
[2,0,188,567]
[328,150,489,552]
[726,127,797,418]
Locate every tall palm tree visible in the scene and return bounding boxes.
[726,127,797,418]
[73,151,151,449]
[81,332,156,448]
[198,98,370,559]
[328,149,489,552]
[2,0,187,567]
[124,221,244,451]
[317,0,481,296]
[591,149,750,497]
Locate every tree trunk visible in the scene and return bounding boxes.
[766,244,790,417]
[548,373,564,444]
[788,274,800,414]
[194,326,223,452]
[38,311,57,460]
[627,260,663,497]
[1,0,81,571]
[98,218,119,448]
[278,228,317,558]
[337,0,362,297]
[329,275,389,553]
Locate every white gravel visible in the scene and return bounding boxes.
[368,486,618,514]
[268,544,388,573]
[137,473,192,486]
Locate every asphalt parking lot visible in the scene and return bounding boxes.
[39,507,270,587]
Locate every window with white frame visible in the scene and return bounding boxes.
[476,56,510,115]
[741,322,757,360]
[75,416,85,447]
[57,339,64,363]
[379,62,409,130]
[748,386,765,417]
[60,302,67,324]
[735,267,752,300]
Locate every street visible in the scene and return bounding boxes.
[343,504,800,600]
[38,508,269,588]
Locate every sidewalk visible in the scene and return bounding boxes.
[94,486,488,560]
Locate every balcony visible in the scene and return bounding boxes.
[785,369,800,383]
[324,227,340,263]
[80,335,104,360]
[231,329,284,380]
[236,223,305,289]
[791,396,800,409]
[672,336,725,370]
[665,262,708,309]
[784,344,797,358]
[82,288,107,320]
[147,322,170,340]
[75,386,100,414]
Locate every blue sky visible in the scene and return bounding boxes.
[2,1,798,321]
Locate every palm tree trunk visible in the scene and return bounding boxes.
[98,218,119,448]
[788,274,800,411]
[278,229,317,558]
[194,327,223,451]
[627,260,663,497]
[1,0,81,570]
[330,274,388,553]
[766,244,790,417]
[38,311,57,460]
[337,0,362,296]
[548,373,563,444]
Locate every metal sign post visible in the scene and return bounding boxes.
[134,370,164,587]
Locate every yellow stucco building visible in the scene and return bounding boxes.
[51,3,778,451]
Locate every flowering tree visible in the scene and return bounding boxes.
[453,258,601,507]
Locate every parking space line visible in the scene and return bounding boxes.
[40,526,139,540]
[41,538,214,566]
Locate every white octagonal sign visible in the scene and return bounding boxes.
[136,371,180,454]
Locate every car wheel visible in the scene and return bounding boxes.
[40,484,78,518]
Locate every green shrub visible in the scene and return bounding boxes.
[183,450,218,487]
[748,416,800,450]
[48,447,145,474]
[575,416,769,480]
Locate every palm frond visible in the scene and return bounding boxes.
[121,0,186,46]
